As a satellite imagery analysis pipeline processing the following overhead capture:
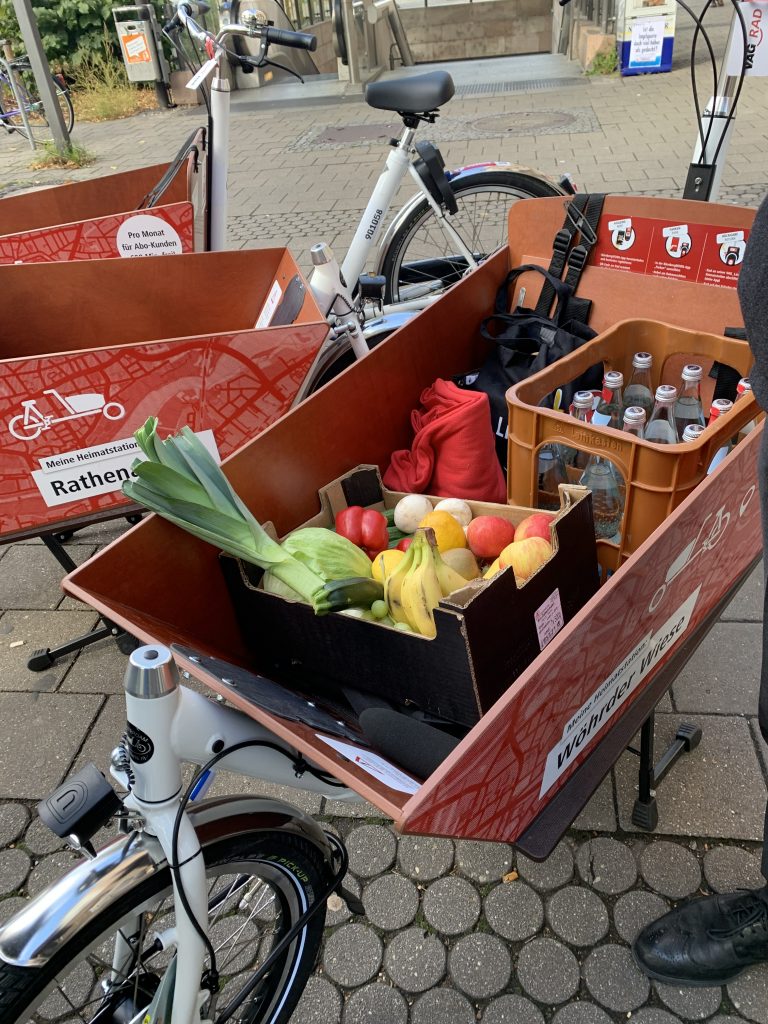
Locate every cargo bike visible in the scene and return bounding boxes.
[0,195,761,1023]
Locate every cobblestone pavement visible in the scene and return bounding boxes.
[2,5,768,1021]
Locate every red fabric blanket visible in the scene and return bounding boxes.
[383,379,507,503]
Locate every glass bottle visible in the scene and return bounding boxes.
[622,406,646,438]
[708,398,734,423]
[592,371,624,429]
[674,364,706,437]
[645,385,680,444]
[563,389,596,470]
[622,352,654,420]
[733,378,756,443]
[579,454,624,540]
[682,424,705,442]
[536,444,568,512]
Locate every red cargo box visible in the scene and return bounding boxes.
[62,196,762,843]
[0,249,327,540]
[221,465,598,728]
[0,156,200,264]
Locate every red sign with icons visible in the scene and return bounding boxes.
[0,203,194,265]
[591,214,748,289]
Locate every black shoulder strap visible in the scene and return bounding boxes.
[534,193,589,318]
[560,192,606,325]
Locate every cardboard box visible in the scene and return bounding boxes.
[220,465,599,728]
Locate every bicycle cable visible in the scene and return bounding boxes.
[168,735,345,986]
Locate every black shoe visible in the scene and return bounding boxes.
[633,886,768,986]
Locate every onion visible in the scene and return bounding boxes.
[393,494,434,533]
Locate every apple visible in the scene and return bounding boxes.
[499,537,553,584]
[465,515,516,560]
[514,512,554,544]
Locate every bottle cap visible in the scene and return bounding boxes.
[655,384,678,402]
[604,370,624,389]
[737,377,752,395]
[709,398,733,420]
[682,424,705,442]
[632,352,653,369]
[681,364,703,382]
[623,406,646,425]
[573,390,595,409]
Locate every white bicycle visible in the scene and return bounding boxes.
[0,644,364,1024]
[152,1,567,388]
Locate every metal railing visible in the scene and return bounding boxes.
[282,0,333,28]
[571,0,616,36]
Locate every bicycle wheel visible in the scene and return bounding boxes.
[381,170,563,305]
[0,78,23,132]
[1,70,74,140]
[0,830,327,1024]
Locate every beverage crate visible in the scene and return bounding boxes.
[506,319,756,567]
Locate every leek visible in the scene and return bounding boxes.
[123,418,380,613]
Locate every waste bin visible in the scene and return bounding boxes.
[113,5,172,105]
[616,0,676,76]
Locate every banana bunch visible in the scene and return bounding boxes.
[384,528,469,637]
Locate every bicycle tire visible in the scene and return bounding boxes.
[0,78,21,132]
[0,830,327,1024]
[2,73,74,140]
[381,170,563,305]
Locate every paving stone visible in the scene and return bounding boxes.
[0,610,100,692]
[322,798,385,818]
[516,937,580,1004]
[0,692,105,800]
[550,1005,613,1024]
[322,923,382,987]
[411,988,475,1024]
[26,849,81,897]
[727,964,768,1024]
[0,543,97,610]
[640,841,702,899]
[613,890,669,944]
[362,873,419,931]
[516,840,574,892]
[570,775,617,832]
[576,837,637,894]
[0,848,31,893]
[342,983,408,1024]
[0,895,27,925]
[448,933,511,1000]
[483,994,545,1024]
[454,840,513,883]
[673,623,763,715]
[546,885,610,946]
[654,980,723,1019]
[59,639,130,694]
[397,835,455,881]
[423,876,480,935]
[289,975,342,1024]
[208,773,324,816]
[615,716,767,841]
[21,815,65,856]
[346,825,397,878]
[484,880,544,941]
[326,874,360,927]
[631,1011,685,1024]
[703,845,765,893]
[583,944,650,1012]
[0,803,30,847]
[384,927,446,994]
[720,561,763,621]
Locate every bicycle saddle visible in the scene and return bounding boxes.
[365,70,455,115]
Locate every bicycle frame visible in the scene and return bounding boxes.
[0,57,34,139]
[0,645,358,1023]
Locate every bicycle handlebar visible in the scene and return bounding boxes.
[260,25,318,51]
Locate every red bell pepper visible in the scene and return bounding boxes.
[336,505,390,560]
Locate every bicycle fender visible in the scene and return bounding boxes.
[0,795,334,968]
[372,164,565,276]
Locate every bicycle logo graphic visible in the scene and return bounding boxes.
[648,484,757,613]
[8,388,126,442]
